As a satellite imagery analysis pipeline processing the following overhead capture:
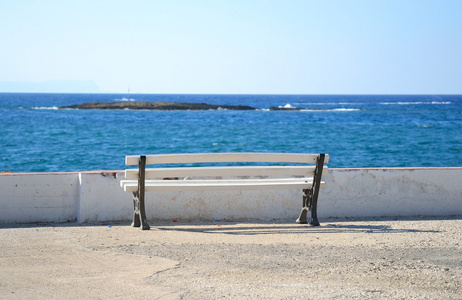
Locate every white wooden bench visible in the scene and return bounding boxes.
[120,153,328,230]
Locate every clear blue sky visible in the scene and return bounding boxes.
[1,0,461,94]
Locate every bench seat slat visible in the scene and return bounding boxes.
[126,153,329,165]
[124,166,328,180]
[121,178,326,192]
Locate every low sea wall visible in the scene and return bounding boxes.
[1,168,461,224]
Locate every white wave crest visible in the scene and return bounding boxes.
[293,102,364,105]
[380,101,451,105]
[114,98,136,102]
[300,108,360,112]
[332,108,361,111]
[31,106,59,110]
[279,103,295,108]
[431,101,451,105]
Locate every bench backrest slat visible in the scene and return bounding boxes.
[126,153,329,166]
[125,166,328,180]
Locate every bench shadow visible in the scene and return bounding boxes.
[2,216,457,232]
[0,221,122,230]
[154,222,441,235]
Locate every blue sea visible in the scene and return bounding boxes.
[1,93,461,172]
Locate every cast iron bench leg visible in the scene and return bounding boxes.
[131,191,141,227]
[309,194,320,227]
[296,189,309,224]
[296,153,325,226]
[138,192,150,230]
[132,156,150,230]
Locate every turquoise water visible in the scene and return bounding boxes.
[1,93,461,172]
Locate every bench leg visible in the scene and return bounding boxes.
[296,189,310,224]
[296,189,320,226]
[309,195,320,227]
[296,153,325,226]
[131,191,150,230]
[132,155,150,230]
[308,153,325,226]
[131,192,141,227]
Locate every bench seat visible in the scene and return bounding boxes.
[121,178,326,192]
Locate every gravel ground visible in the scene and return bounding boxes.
[0,217,460,299]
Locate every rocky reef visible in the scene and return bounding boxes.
[60,101,257,111]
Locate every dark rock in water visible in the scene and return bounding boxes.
[60,101,257,111]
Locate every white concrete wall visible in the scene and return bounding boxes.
[321,168,462,218]
[0,168,461,224]
[0,173,79,223]
[78,172,133,223]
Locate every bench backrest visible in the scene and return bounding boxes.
[125,153,328,180]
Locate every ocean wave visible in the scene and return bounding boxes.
[431,101,451,104]
[278,103,295,108]
[30,106,59,110]
[276,103,360,110]
[299,108,361,112]
[114,98,136,102]
[293,102,365,105]
[380,101,451,105]
[332,108,361,111]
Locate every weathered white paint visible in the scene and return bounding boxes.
[0,168,461,224]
